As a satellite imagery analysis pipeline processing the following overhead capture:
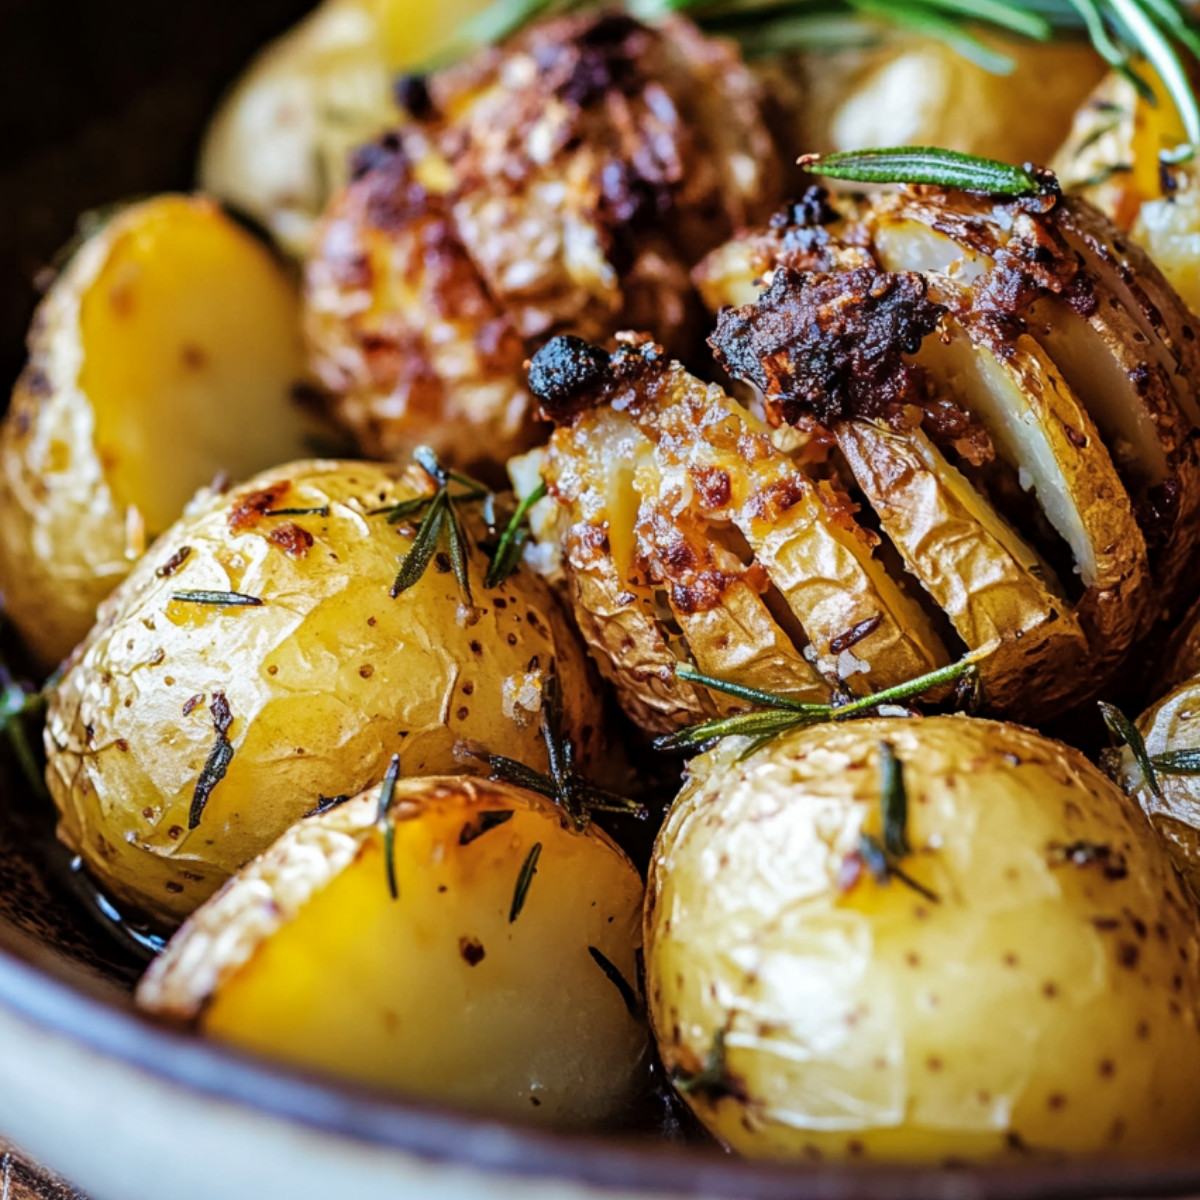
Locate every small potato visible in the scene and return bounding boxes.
[646,716,1200,1162]
[784,34,1105,166]
[1115,678,1200,899]
[199,0,491,258]
[137,774,647,1126]
[46,459,604,926]
[0,195,318,668]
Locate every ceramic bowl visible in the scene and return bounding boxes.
[5,3,1200,1196]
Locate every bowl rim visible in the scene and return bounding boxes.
[3,927,1200,1200]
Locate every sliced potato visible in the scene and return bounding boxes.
[647,716,1200,1161]
[0,195,319,667]
[46,459,605,925]
[138,774,646,1126]
[836,420,1086,714]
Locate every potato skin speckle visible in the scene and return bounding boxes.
[645,715,1200,1162]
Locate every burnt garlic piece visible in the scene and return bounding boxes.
[139,774,647,1126]
[696,182,1200,704]
[304,10,780,478]
[646,716,1200,1162]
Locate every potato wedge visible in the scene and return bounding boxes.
[646,716,1200,1161]
[46,459,605,925]
[138,774,647,1126]
[0,195,319,668]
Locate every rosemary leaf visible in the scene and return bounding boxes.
[654,709,811,754]
[263,507,331,518]
[1098,701,1161,797]
[674,663,827,713]
[172,590,263,608]
[482,752,561,799]
[509,841,543,922]
[376,753,403,901]
[189,693,236,829]
[799,146,1051,194]
[588,945,642,1016]
[834,654,980,719]
[391,493,448,598]
[444,496,474,606]
[879,740,909,858]
[1150,747,1200,775]
[486,480,548,589]
[847,0,1019,71]
[381,495,435,524]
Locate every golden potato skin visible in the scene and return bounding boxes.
[0,195,317,668]
[646,717,1200,1162]
[304,11,780,477]
[137,775,646,1127]
[199,0,492,258]
[46,459,603,926]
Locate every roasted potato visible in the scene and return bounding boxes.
[1114,671,1200,899]
[689,183,1200,709]
[1054,68,1200,318]
[303,10,781,477]
[200,0,491,258]
[0,195,320,669]
[137,773,647,1126]
[645,716,1200,1161]
[782,33,1104,167]
[46,458,605,926]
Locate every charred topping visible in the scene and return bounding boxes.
[528,336,612,421]
[188,693,235,830]
[710,267,945,426]
[228,484,291,534]
[394,73,436,121]
[588,945,642,1017]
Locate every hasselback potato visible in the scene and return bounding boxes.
[303,10,780,478]
[524,181,1200,728]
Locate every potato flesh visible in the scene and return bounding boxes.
[0,196,317,667]
[78,198,313,534]
[141,777,647,1126]
[646,717,1200,1161]
[46,459,605,925]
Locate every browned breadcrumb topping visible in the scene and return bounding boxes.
[710,266,946,426]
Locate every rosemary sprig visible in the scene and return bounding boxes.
[798,147,1054,194]
[472,667,647,829]
[672,1028,735,1100]
[430,0,1200,161]
[1099,701,1200,791]
[655,652,982,757]
[376,753,403,901]
[509,841,542,922]
[385,447,489,604]
[485,481,548,588]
